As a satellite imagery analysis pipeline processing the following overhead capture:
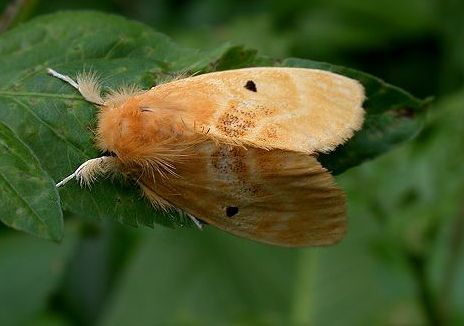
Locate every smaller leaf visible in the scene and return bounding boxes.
[0,122,63,240]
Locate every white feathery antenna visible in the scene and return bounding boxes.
[48,68,110,188]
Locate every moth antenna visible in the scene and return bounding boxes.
[47,68,104,105]
[56,156,116,188]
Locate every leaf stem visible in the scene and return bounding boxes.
[291,249,318,325]
[0,0,29,33]
[407,251,442,325]
[0,90,84,100]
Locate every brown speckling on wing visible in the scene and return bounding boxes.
[143,67,364,154]
[140,141,346,247]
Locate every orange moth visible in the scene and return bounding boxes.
[48,67,365,247]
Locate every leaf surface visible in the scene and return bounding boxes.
[0,122,62,240]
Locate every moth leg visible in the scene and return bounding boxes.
[47,68,104,105]
[188,214,204,230]
[56,156,115,188]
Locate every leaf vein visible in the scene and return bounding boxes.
[7,97,88,157]
[0,90,84,100]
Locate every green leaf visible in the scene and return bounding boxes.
[0,229,77,326]
[0,11,426,233]
[281,58,429,174]
[0,121,63,240]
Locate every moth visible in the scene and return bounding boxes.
[49,67,365,247]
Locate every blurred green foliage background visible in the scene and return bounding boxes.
[0,0,463,325]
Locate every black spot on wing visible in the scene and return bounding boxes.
[226,206,239,217]
[244,80,257,92]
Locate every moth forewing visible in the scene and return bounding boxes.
[142,67,365,154]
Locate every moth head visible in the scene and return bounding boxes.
[97,89,164,164]
[48,68,193,188]
[48,68,180,188]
